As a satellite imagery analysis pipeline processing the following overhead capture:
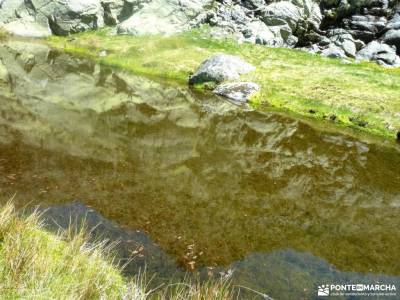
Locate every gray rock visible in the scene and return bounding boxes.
[242,21,275,45]
[101,0,140,25]
[213,82,260,103]
[45,0,105,35]
[327,28,357,57]
[382,29,400,54]
[0,0,105,36]
[344,14,387,33]
[353,39,366,51]
[385,13,400,30]
[117,0,209,36]
[189,54,255,85]
[340,39,357,57]
[2,20,51,38]
[261,0,322,46]
[262,1,303,30]
[0,0,25,24]
[321,43,347,58]
[356,40,400,66]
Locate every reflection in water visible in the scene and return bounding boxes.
[36,202,400,300]
[0,40,400,297]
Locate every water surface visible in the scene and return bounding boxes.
[0,40,399,299]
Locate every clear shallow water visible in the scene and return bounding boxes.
[0,40,400,299]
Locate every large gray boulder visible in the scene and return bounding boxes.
[41,0,105,35]
[261,0,322,46]
[262,1,303,30]
[189,54,255,85]
[356,40,400,66]
[213,82,260,103]
[385,11,400,30]
[101,0,142,26]
[2,20,51,38]
[0,0,105,36]
[382,29,400,54]
[321,43,347,58]
[117,0,209,36]
[326,28,364,57]
[242,21,275,45]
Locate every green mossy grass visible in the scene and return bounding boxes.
[47,28,400,140]
[0,202,234,299]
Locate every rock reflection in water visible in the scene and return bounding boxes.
[37,203,400,300]
[0,40,399,280]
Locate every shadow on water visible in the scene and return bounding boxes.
[0,40,400,299]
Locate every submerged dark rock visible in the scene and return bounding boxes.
[35,202,182,279]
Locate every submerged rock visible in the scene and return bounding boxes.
[213,82,260,103]
[35,202,182,279]
[189,54,255,85]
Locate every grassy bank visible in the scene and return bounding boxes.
[0,202,233,299]
[47,28,400,140]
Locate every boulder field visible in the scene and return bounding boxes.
[0,0,399,66]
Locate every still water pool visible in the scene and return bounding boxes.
[0,40,399,299]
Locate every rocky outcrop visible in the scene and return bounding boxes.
[356,40,400,66]
[1,0,399,67]
[300,0,400,66]
[101,0,142,26]
[197,0,400,66]
[2,19,51,38]
[189,54,255,85]
[0,0,105,36]
[196,0,322,47]
[117,0,210,35]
